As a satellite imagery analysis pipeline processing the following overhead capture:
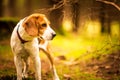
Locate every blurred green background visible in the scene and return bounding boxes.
[0,0,120,80]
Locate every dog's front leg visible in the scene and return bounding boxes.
[43,49,60,80]
[40,46,60,80]
[32,56,41,80]
[22,57,29,78]
[14,55,23,80]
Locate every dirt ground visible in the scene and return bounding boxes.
[0,51,120,80]
[82,50,120,80]
[0,39,120,80]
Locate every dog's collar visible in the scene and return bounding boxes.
[17,25,29,44]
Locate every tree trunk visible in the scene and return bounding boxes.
[0,0,3,17]
[71,2,80,32]
[100,3,111,34]
[48,0,64,34]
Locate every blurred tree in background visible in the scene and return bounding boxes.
[0,0,120,37]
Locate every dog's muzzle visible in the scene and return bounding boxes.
[41,26,56,40]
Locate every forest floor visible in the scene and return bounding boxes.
[0,35,120,80]
[81,50,120,80]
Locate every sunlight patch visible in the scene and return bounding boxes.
[85,20,101,37]
[62,20,73,32]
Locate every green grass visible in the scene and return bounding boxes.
[56,64,103,80]
[0,45,13,59]
[0,34,120,80]
[0,17,19,22]
[51,34,120,60]
[50,34,120,80]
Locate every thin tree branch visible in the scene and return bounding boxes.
[35,0,65,14]
[96,0,120,11]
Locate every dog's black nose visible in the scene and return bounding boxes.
[52,33,56,38]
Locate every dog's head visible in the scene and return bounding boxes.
[22,13,56,40]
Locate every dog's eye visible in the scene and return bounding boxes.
[41,23,47,27]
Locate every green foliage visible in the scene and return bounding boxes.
[51,34,120,80]
[0,17,19,22]
[0,45,11,54]
[52,34,120,61]
[0,33,120,79]
[56,64,103,80]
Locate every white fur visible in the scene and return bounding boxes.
[11,19,41,80]
[42,26,56,40]
[10,18,59,80]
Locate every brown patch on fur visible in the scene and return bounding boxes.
[38,38,45,44]
[22,13,50,37]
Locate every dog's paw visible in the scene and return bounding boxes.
[22,73,28,78]
[54,76,60,80]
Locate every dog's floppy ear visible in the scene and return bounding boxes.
[22,16,38,36]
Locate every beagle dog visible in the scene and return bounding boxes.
[10,13,60,80]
